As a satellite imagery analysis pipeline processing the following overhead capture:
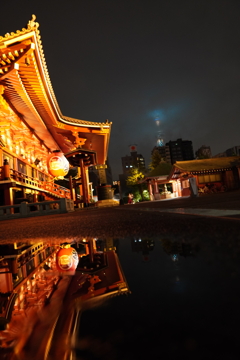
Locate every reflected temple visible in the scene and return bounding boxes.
[0,239,129,359]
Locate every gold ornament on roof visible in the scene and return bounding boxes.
[0,14,39,42]
[28,14,39,30]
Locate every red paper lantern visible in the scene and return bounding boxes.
[56,246,79,274]
[47,150,69,177]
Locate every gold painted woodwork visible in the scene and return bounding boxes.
[0,15,111,165]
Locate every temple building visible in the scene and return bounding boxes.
[140,156,240,200]
[0,15,111,208]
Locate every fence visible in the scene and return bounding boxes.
[0,166,71,199]
[0,199,74,221]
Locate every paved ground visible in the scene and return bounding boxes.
[0,190,240,243]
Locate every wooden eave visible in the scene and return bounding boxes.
[65,148,97,167]
[0,16,111,163]
[138,175,169,184]
[169,157,240,179]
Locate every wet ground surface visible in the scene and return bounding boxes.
[1,190,240,242]
[1,190,240,359]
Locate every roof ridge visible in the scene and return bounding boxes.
[0,15,62,118]
[61,115,112,127]
[0,14,39,41]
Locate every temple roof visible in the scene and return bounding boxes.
[0,15,111,164]
[173,157,240,172]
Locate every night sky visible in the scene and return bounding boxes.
[1,0,240,178]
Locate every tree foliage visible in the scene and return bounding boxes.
[126,167,145,186]
[149,149,162,170]
[148,161,172,177]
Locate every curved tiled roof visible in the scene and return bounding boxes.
[0,16,111,162]
[61,115,112,127]
[174,157,240,172]
[0,15,111,128]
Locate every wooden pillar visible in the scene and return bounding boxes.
[153,180,160,200]
[88,239,94,263]
[177,180,182,197]
[4,186,13,206]
[69,175,74,201]
[79,158,89,206]
[148,181,154,201]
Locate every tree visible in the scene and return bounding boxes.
[125,167,148,202]
[149,149,162,170]
[148,161,172,177]
[126,167,145,186]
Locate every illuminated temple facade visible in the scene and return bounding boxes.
[0,15,111,207]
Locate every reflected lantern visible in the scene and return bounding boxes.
[56,245,79,274]
[47,150,69,177]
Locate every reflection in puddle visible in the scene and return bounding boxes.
[0,239,129,359]
[1,235,240,359]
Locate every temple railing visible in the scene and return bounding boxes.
[0,167,71,199]
[0,198,74,220]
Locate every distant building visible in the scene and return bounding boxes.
[121,147,145,175]
[213,145,240,158]
[165,138,194,164]
[119,146,145,197]
[213,152,226,158]
[195,145,212,159]
[225,146,240,157]
[151,145,171,163]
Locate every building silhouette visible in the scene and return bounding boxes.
[119,146,145,198]
[121,149,145,175]
[151,145,171,163]
[165,138,194,164]
[225,145,240,157]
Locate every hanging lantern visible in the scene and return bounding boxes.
[47,150,69,177]
[56,245,79,274]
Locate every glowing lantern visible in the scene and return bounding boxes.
[47,150,69,177]
[56,245,79,274]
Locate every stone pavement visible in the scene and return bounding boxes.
[127,206,240,219]
[133,189,240,211]
[0,190,240,242]
[130,190,240,219]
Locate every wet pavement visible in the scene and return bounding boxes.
[128,205,240,218]
[1,190,240,242]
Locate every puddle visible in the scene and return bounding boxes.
[0,236,239,359]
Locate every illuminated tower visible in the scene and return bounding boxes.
[155,117,164,147]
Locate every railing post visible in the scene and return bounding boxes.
[19,202,28,217]
[45,203,50,211]
[59,198,67,213]
[3,159,10,180]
